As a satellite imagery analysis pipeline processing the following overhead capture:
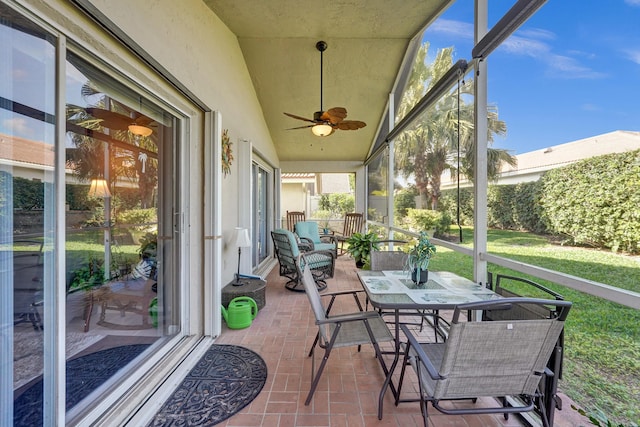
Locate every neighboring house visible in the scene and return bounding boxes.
[280,172,352,217]
[441,130,640,189]
[280,172,316,215]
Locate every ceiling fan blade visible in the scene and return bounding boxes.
[86,107,132,129]
[322,107,347,124]
[335,120,366,130]
[286,124,315,130]
[283,112,317,124]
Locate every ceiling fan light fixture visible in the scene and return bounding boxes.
[128,124,153,137]
[311,123,332,137]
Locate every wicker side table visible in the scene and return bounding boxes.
[221,277,267,310]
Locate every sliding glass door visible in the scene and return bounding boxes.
[0,6,55,424]
[1,3,184,423]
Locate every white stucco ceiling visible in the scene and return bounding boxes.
[203,0,452,165]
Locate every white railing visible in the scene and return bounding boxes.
[371,222,640,310]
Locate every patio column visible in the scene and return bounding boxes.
[473,0,489,286]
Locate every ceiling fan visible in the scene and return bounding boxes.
[86,107,155,137]
[284,41,366,137]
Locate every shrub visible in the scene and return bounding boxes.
[394,185,418,219]
[440,187,474,226]
[405,208,450,237]
[116,207,157,227]
[541,150,640,253]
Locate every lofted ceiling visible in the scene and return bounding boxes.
[203,0,452,165]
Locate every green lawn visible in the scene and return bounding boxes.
[427,227,640,426]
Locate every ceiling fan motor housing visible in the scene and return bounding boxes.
[316,40,327,52]
[313,111,325,122]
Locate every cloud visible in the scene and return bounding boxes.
[428,18,605,79]
[544,54,608,78]
[499,29,605,79]
[581,104,601,112]
[624,0,640,6]
[622,49,640,65]
[429,19,473,41]
[2,117,33,137]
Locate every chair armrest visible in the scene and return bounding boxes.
[319,289,365,298]
[320,289,365,312]
[320,235,338,245]
[299,236,315,251]
[317,310,382,325]
[400,324,444,380]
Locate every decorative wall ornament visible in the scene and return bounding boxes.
[221,129,233,177]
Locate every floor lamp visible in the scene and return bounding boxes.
[233,227,251,286]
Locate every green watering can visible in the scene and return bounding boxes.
[221,296,258,329]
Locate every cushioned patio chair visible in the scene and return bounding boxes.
[396,298,572,427]
[298,254,394,405]
[334,212,364,255]
[271,229,334,292]
[286,210,305,232]
[483,273,566,427]
[294,221,338,257]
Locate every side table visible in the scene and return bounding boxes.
[221,277,267,310]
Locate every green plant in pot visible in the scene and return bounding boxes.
[314,209,333,234]
[406,231,436,284]
[345,231,380,268]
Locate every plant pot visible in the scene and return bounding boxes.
[355,259,365,269]
[411,268,429,284]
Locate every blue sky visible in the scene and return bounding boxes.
[423,0,640,155]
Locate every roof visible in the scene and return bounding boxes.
[503,130,640,174]
[0,133,54,168]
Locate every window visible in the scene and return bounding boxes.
[1,3,188,423]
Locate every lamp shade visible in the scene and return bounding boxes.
[234,227,251,247]
[311,123,332,137]
[88,178,111,198]
[128,124,153,137]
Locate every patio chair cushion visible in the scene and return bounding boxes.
[295,221,337,254]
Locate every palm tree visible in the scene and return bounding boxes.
[395,43,516,210]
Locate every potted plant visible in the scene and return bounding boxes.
[405,231,436,284]
[345,231,380,268]
[314,209,333,234]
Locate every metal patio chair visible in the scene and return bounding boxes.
[368,239,443,339]
[397,298,572,427]
[271,229,334,292]
[369,239,408,271]
[483,273,566,426]
[298,254,394,405]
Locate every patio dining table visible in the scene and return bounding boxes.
[356,269,503,420]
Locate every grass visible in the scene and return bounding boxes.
[428,227,640,426]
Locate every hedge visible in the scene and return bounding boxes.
[439,150,640,254]
[541,150,640,253]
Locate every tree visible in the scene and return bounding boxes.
[395,43,516,210]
